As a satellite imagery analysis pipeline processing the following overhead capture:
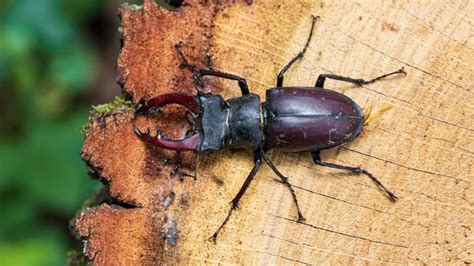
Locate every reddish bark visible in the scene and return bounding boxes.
[74,0,247,263]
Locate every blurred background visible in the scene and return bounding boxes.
[0,0,174,264]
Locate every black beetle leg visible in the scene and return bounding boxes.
[277,15,319,87]
[209,149,262,242]
[170,166,196,181]
[259,149,305,222]
[182,162,197,181]
[175,43,249,95]
[196,68,250,95]
[315,68,406,88]
[167,152,198,181]
[311,150,399,202]
[170,162,197,181]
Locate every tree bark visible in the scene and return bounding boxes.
[75,0,473,264]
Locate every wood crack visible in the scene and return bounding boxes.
[274,215,408,248]
[394,2,474,50]
[262,233,394,263]
[342,147,469,183]
[344,33,471,93]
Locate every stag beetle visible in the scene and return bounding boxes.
[134,16,406,241]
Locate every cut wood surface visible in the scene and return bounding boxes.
[75,0,473,264]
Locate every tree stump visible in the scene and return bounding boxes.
[75,0,473,264]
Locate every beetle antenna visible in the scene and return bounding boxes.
[175,42,197,71]
[175,42,207,91]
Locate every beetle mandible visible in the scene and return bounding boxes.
[134,16,406,241]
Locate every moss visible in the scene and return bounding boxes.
[66,250,88,266]
[125,1,179,12]
[80,123,90,137]
[80,95,133,137]
[91,95,133,116]
[127,4,143,11]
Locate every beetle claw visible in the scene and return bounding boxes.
[398,67,407,76]
[135,126,202,151]
[135,93,200,115]
[134,127,145,138]
[134,93,203,151]
[297,216,306,223]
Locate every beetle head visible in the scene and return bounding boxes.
[134,93,202,151]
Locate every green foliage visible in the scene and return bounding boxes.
[127,4,143,11]
[0,0,175,263]
[66,250,88,266]
[0,237,65,266]
[0,0,123,264]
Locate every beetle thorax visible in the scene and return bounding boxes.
[198,93,262,152]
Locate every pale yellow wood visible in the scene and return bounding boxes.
[166,1,473,264]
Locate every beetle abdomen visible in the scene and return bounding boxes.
[264,87,364,152]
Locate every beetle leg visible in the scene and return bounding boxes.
[171,167,196,181]
[259,150,305,222]
[311,150,399,202]
[196,68,250,95]
[277,15,319,87]
[209,149,262,242]
[166,153,198,181]
[175,43,250,95]
[315,68,406,88]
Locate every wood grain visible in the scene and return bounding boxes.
[169,1,473,264]
[76,0,473,264]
